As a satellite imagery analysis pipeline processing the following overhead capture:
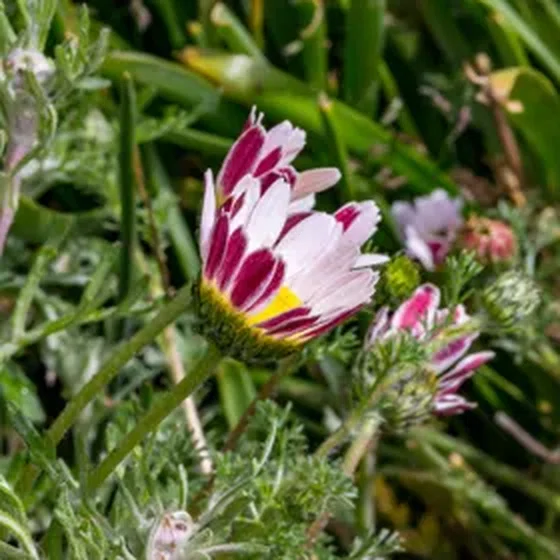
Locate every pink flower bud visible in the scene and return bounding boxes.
[461,216,516,263]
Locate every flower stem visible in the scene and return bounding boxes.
[47,283,193,446]
[86,342,221,494]
[341,415,380,477]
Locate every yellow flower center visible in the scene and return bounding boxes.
[247,285,302,326]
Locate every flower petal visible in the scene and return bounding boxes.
[245,179,291,250]
[230,249,276,310]
[292,168,341,199]
[354,253,390,268]
[199,169,216,261]
[439,351,495,385]
[275,213,339,280]
[431,335,477,375]
[217,124,265,196]
[433,394,476,416]
[217,227,247,291]
[405,226,437,270]
[335,201,381,246]
[204,214,229,281]
[391,283,440,331]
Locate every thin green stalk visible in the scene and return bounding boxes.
[118,73,138,304]
[341,415,380,476]
[86,342,221,494]
[46,283,193,446]
[318,93,353,201]
[356,449,377,535]
[210,2,265,61]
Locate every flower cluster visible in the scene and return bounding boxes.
[196,108,387,361]
[366,284,494,416]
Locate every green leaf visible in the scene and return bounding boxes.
[217,359,256,428]
[101,52,246,136]
[181,49,458,195]
[343,0,386,116]
[489,66,560,198]
[0,363,45,424]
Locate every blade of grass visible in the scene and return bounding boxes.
[343,0,385,116]
[117,74,138,304]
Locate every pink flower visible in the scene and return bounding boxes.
[216,107,341,211]
[367,284,494,416]
[460,216,516,263]
[199,170,388,354]
[391,190,463,271]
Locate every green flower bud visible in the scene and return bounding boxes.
[379,367,438,431]
[378,255,420,302]
[481,270,541,328]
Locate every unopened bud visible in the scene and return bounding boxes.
[460,216,517,264]
[378,254,420,302]
[482,270,540,328]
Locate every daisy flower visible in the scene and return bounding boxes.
[196,109,388,361]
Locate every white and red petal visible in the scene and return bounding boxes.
[433,394,476,416]
[216,227,247,291]
[245,259,286,313]
[199,169,216,261]
[391,283,440,331]
[298,305,363,341]
[439,351,495,384]
[204,214,229,281]
[336,201,381,246]
[230,249,276,310]
[217,124,266,197]
[431,334,477,374]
